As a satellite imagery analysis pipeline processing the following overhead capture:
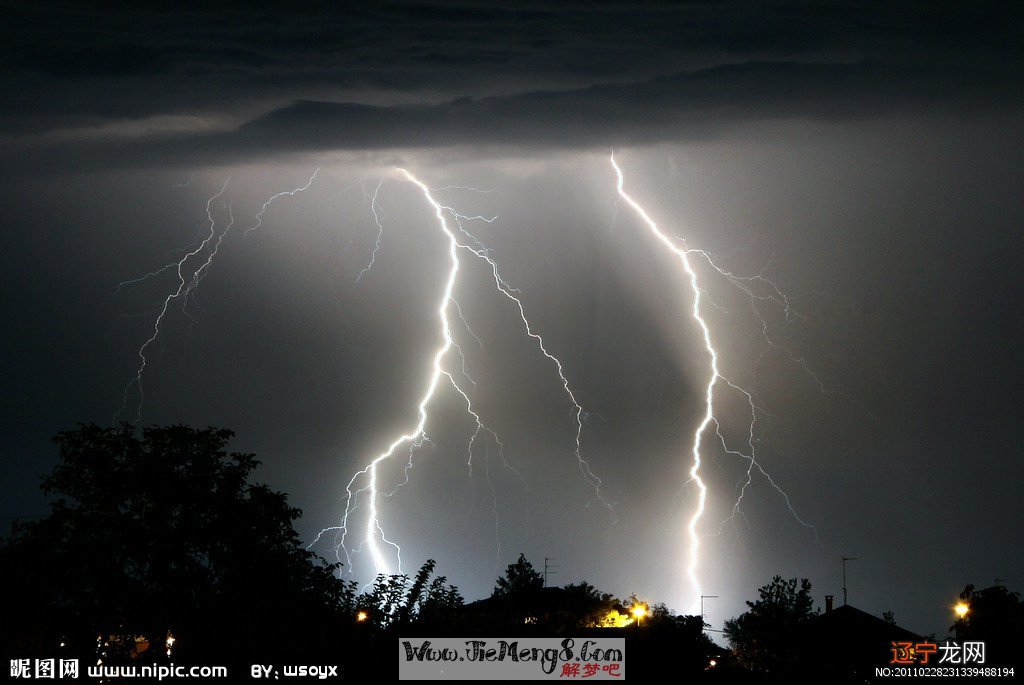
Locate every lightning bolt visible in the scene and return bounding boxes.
[321,168,494,576]
[116,178,231,423]
[117,167,327,422]
[317,166,613,577]
[244,168,320,236]
[611,154,818,614]
[610,156,711,610]
[356,178,385,282]
[116,158,823,610]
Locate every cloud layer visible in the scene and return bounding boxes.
[2,2,1020,172]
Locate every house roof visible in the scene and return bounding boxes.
[804,604,924,643]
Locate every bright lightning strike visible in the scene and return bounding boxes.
[610,154,817,614]
[318,167,613,578]
[610,155,711,611]
[328,167,498,576]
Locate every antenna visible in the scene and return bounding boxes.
[543,557,558,588]
[841,556,858,606]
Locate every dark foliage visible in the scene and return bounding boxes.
[951,584,1024,665]
[0,424,354,665]
[492,552,545,597]
[722,575,818,674]
[355,559,464,631]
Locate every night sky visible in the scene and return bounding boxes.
[2,2,1022,640]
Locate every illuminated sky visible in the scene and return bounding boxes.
[2,1,1022,638]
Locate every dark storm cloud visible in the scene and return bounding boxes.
[4,57,1021,175]
[234,59,1020,147]
[1,1,1019,147]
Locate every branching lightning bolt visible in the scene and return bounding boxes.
[116,178,231,423]
[427,187,610,507]
[117,167,324,423]
[115,158,827,612]
[611,154,818,613]
[323,168,497,576]
[611,156,712,610]
[315,167,613,578]
[674,250,823,536]
[460,226,610,511]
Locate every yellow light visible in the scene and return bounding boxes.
[955,602,969,618]
[357,611,369,622]
[631,604,647,619]
[592,609,634,628]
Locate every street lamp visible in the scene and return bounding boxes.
[954,602,969,619]
[630,604,647,627]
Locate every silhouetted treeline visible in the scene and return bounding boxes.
[0,425,356,669]
[4,424,1016,681]
[0,424,717,679]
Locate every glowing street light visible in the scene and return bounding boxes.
[954,602,969,619]
[357,611,369,622]
[630,604,648,627]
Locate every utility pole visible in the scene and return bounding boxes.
[543,558,558,588]
[841,556,858,606]
[700,595,719,626]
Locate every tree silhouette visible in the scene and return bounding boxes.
[415,573,466,627]
[355,559,464,630]
[951,584,1024,663]
[492,553,544,597]
[723,575,818,673]
[0,424,353,664]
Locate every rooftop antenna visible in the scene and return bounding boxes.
[543,557,558,588]
[841,556,858,606]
